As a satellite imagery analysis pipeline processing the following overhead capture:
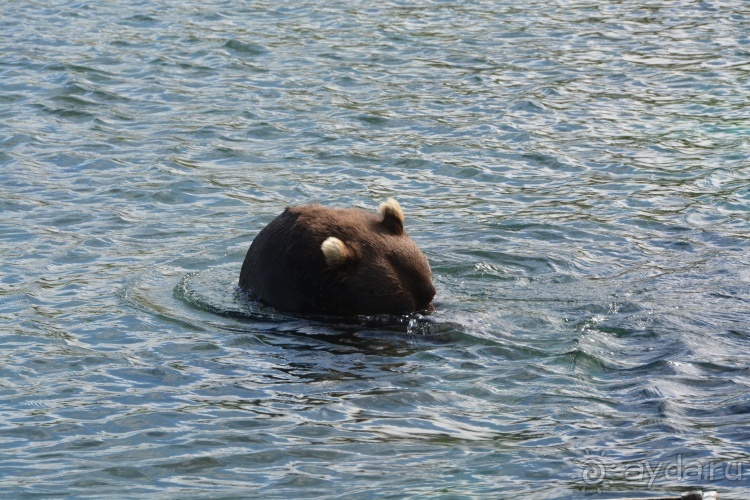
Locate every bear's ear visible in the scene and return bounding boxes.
[379,198,404,235]
[321,237,354,267]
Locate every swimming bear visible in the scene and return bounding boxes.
[239,199,435,316]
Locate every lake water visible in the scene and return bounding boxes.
[2,0,749,498]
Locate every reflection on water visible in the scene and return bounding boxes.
[2,0,749,497]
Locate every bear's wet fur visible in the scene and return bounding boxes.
[239,199,435,316]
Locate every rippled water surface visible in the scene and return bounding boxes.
[2,1,750,498]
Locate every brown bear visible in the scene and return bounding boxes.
[239,198,435,316]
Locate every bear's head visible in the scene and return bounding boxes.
[316,198,435,315]
[239,198,435,316]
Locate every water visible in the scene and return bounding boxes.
[2,0,749,497]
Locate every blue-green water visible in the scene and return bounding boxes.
[2,1,749,498]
